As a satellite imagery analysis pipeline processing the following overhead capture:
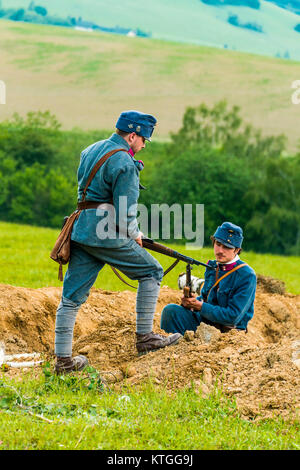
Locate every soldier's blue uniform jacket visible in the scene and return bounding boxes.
[71,133,142,248]
[197,259,256,330]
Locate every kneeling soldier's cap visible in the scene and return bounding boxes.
[116,110,157,141]
[213,222,243,249]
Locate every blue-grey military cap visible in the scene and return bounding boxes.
[116,110,157,141]
[213,222,243,248]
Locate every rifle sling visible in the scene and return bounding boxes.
[110,266,137,289]
[163,259,180,276]
[80,148,124,202]
[109,258,180,290]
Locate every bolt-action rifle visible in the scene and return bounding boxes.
[141,237,216,298]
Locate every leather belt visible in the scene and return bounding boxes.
[77,200,112,210]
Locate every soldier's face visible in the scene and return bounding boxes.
[214,240,239,264]
[129,133,146,153]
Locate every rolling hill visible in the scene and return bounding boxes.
[3,0,300,60]
[0,19,300,150]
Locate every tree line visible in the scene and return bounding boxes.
[0,103,299,255]
[0,2,150,37]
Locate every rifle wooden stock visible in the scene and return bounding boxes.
[184,264,192,298]
[183,286,191,298]
[141,238,176,257]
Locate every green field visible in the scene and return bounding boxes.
[1,19,300,151]
[1,221,299,294]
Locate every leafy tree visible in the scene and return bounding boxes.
[0,111,110,227]
[0,111,61,167]
[0,151,16,210]
[1,163,75,227]
[34,5,47,16]
[10,9,25,21]
[245,154,300,254]
[170,101,286,164]
[141,145,252,245]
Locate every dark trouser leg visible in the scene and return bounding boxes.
[55,243,103,357]
[160,304,201,336]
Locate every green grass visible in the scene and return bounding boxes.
[0,221,299,294]
[0,366,299,450]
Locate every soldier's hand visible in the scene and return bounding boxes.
[135,235,143,247]
[181,295,203,311]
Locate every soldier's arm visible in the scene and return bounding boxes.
[200,271,257,327]
[110,161,141,240]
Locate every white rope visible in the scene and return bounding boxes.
[0,345,43,368]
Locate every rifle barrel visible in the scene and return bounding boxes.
[141,238,215,270]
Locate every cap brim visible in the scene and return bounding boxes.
[215,238,235,249]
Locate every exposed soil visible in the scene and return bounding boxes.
[0,275,299,420]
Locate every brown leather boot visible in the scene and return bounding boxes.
[136,331,182,355]
[55,355,88,374]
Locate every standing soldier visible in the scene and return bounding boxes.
[54,111,181,374]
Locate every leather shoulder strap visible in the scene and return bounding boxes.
[81,148,124,202]
[207,263,247,298]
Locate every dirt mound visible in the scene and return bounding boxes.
[257,274,286,295]
[0,278,299,420]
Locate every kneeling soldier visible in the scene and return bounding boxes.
[161,222,257,335]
